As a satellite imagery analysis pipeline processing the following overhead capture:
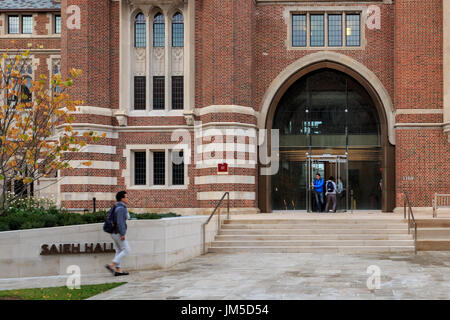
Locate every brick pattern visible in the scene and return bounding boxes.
[5,0,449,212]
[394,0,447,207]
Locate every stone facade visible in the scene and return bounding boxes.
[1,0,449,213]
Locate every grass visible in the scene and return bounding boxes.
[0,282,126,300]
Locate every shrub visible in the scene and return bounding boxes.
[81,211,108,224]
[0,221,9,231]
[0,196,180,231]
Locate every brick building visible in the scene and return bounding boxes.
[1,0,449,214]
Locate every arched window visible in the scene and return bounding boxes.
[21,76,32,103]
[135,13,146,48]
[172,12,184,47]
[153,13,165,47]
[53,63,62,94]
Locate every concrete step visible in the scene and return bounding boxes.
[208,246,415,254]
[417,240,450,251]
[220,228,410,235]
[211,240,415,247]
[417,228,450,239]
[215,234,413,241]
[414,219,450,228]
[221,224,408,230]
[225,219,407,225]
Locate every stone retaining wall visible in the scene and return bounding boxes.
[0,215,219,279]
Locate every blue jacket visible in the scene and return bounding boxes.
[313,178,325,193]
[113,202,129,236]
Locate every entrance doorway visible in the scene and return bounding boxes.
[265,67,391,212]
[306,154,348,212]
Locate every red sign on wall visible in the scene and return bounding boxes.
[218,163,228,174]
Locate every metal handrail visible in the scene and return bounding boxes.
[403,191,417,255]
[202,192,230,254]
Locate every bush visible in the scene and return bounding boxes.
[81,211,108,224]
[0,221,10,232]
[0,197,180,231]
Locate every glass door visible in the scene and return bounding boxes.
[307,154,348,212]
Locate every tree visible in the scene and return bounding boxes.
[0,46,104,214]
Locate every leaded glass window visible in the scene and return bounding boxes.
[134,152,146,185]
[172,13,184,47]
[310,14,324,47]
[134,76,146,110]
[328,14,342,47]
[135,13,146,48]
[171,76,183,110]
[153,76,165,110]
[172,151,184,185]
[22,16,33,34]
[8,16,19,34]
[55,15,61,34]
[153,151,165,185]
[153,13,165,47]
[292,14,307,47]
[346,14,360,47]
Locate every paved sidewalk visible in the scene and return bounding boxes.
[3,252,448,299]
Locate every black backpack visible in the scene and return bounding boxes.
[327,181,335,193]
[103,205,117,234]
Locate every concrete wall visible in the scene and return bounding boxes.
[0,215,220,279]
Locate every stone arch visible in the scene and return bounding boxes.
[258,51,395,145]
[257,52,396,213]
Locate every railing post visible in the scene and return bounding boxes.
[433,193,437,218]
[404,198,406,220]
[414,224,417,255]
[202,224,206,255]
[227,192,230,220]
[408,207,411,235]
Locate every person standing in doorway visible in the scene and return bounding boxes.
[105,191,130,276]
[325,176,337,213]
[312,173,325,212]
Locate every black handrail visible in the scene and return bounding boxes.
[403,191,417,255]
[202,192,230,254]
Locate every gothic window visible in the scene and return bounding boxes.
[153,13,165,47]
[172,13,184,47]
[135,13,146,48]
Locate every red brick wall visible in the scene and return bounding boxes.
[394,0,447,207]
[61,0,112,111]
[8,0,448,211]
[253,3,395,112]
[195,0,255,109]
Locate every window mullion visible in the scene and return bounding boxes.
[165,14,170,111]
[145,14,151,112]
[146,149,150,187]
[149,15,154,110]
[324,12,328,48]
[343,12,346,47]
[165,149,169,187]
[307,13,310,47]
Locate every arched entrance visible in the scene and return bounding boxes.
[258,60,395,213]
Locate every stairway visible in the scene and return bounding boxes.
[208,217,415,254]
[416,219,450,251]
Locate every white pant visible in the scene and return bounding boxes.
[111,233,130,268]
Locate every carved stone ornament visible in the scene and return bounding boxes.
[183,111,195,126]
[115,110,129,127]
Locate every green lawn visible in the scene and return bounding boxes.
[0,282,126,300]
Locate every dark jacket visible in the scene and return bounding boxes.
[113,202,129,236]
